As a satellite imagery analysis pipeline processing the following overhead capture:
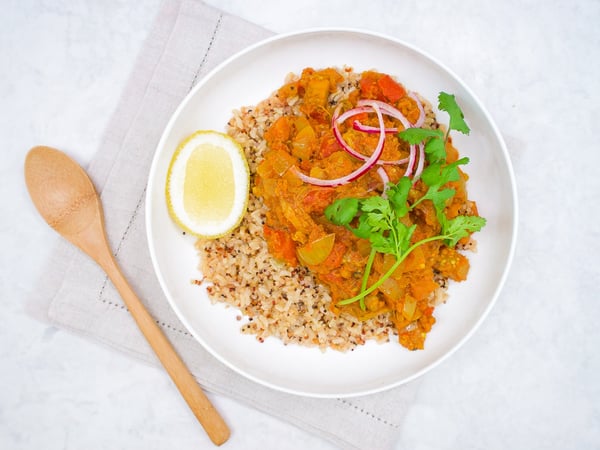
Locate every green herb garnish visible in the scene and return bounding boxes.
[399,91,471,164]
[325,92,485,309]
[438,92,470,136]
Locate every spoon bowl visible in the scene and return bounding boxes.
[25,147,107,256]
[24,145,230,446]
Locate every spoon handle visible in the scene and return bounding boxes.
[98,251,230,446]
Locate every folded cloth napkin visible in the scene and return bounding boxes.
[30,1,420,448]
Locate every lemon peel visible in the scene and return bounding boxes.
[166,130,249,238]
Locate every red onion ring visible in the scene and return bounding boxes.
[413,142,425,181]
[331,104,374,162]
[352,120,398,134]
[357,99,411,129]
[336,105,372,124]
[403,145,416,177]
[357,95,425,128]
[332,106,408,166]
[306,95,428,186]
[377,166,390,198]
[408,92,426,128]
[296,103,386,187]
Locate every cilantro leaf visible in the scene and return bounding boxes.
[354,214,372,239]
[396,222,417,255]
[414,157,469,224]
[365,212,388,232]
[443,215,487,246]
[361,195,390,214]
[398,128,446,164]
[398,128,443,145]
[386,176,411,217]
[438,92,470,135]
[424,137,446,163]
[325,197,359,226]
[369,232,394,254]
[421,157,469,189]
[420,162,442,187]
[429,188,456,213]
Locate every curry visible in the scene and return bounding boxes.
[253,67,480,350]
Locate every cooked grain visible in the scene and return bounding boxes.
[196,67,443,351]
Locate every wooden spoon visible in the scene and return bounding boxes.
[24,146,230,446]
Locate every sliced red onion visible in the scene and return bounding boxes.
[331,104,373,162]
[377,166,390,198]
[336,105,373,124]
[404,145,416,177]
[408,92,425,128]
[357,99,411,129]
[359,95,425,128]
[332,106,408,166]
[296,103,386,187]
[356,97,427,179]
[412,142,425,181]
[352,120,398,134]
[413,142,425,183]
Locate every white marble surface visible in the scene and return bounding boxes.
[2,0,599,449]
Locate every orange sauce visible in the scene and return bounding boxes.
[254,68,475,350]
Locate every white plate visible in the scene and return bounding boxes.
[146,29,518,398]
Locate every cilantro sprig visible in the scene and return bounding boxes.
[399,92,470,164]
[324,92,485,309]
[325,180,415,310]
[411,157,468,221]
[326,180,485,308]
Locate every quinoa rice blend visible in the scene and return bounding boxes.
[196,66,475,352]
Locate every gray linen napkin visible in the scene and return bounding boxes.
[31,1,420,448]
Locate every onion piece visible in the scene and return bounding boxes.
[336,105,373,124]
[296,103,386,187]
[332,105,408,165]
[403,145,416,177]
[377,166,390,198]
[331,104,375,162]
[352,120,398,134]
[412,142,425,181]
[357,99,411,129]
[408,92,426,128]
[359,95,425,128]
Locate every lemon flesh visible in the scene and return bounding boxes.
[166,131,249,238]
[184,143,234,222]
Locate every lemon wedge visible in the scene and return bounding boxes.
[166,130,249,238]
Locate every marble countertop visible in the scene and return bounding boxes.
[2,0,599,449]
